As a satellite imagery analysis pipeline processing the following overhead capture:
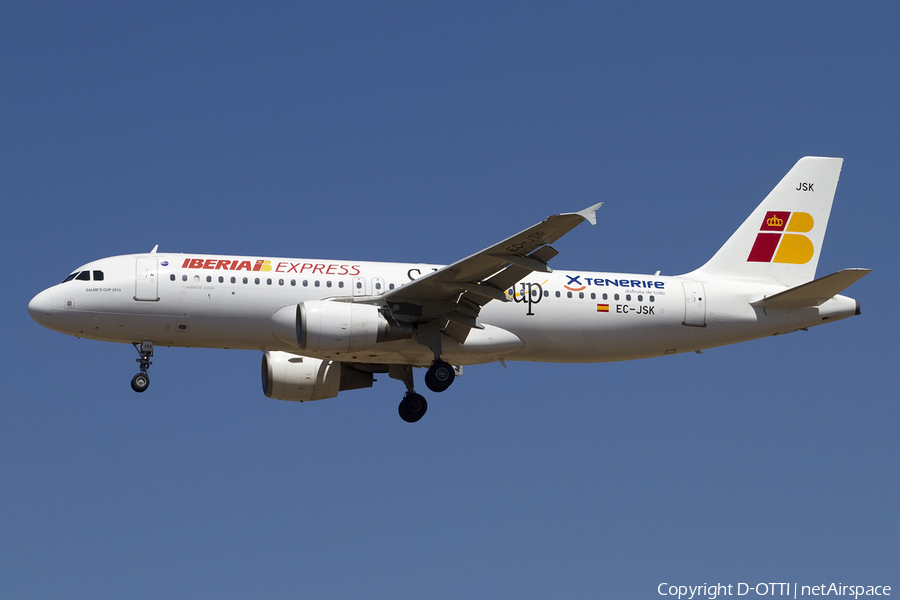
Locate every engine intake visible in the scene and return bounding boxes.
[272,301,413,353]
[261,351,374,402]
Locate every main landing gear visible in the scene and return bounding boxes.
[131,341,153,393]
[390,360,457,423]
[398,392,428,423]
[424,360,455,393]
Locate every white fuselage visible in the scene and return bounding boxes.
[28,252,860,367]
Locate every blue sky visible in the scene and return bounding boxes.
[2,3,897,598]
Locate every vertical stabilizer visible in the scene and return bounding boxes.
[687,157,843,288]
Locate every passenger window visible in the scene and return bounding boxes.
[638,294,643,301]
[326,281,332,288]
[566,291,572,298]
[614,294,620,301]
[231,277,236,284]
[76,271,90,281]
[315,281,320,287]
[243,277,248,284]
[266,278,272,285]
[602,293,608,300]
[356,282,362,289]
[254,278,260,285]
[555,291,561,298]
[590,292,596,300]
[579,292,584,299]
[303,280,308,287]
[626,294,631,301]
[278,279,284,286]
[93,271,104,281]
[649,296,655,302]
[170,274,176,281]
[544,290,549,297]
[182,275,188,282]
[338,281,344,288]
[389,283,395,290]
[375,282,382,290]
[218,276,224,283]
[291,280,296,286]
[206,276,212,283]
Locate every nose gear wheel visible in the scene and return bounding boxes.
[131,341,154,393]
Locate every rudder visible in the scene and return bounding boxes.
[687,157,843,288]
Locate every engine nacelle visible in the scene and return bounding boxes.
[261,351,374,402]
[272,301,413,354]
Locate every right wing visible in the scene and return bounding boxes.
[380,203,603,344]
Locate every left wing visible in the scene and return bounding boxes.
[380,203,602,346]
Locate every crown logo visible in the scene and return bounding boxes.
[766,214,784,227]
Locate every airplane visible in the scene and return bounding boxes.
[28,157,870,422]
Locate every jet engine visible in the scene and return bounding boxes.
[261,351,374,402]
[271,301,414,353]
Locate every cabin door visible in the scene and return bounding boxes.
[135,258,159,301]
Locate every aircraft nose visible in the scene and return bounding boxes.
[28,288,56,328]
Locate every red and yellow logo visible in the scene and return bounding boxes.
[747,211,815,264]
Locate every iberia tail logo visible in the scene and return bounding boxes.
[747,211,815,264]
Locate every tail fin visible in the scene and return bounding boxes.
[687,157,843,287]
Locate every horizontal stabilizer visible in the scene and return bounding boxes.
[751,268,871,309]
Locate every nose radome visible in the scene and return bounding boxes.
[28,288,55,328]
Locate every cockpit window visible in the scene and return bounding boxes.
[61,270,104,283]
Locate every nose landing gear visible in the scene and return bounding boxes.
[131,372,149,392]
[131,341,153,393]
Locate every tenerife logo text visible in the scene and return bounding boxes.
[564,274,665,291]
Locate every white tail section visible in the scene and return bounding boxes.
[687,157,843,288]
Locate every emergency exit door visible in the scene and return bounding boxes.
[682,282,706,327]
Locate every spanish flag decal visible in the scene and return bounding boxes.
[597,304,609,312]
